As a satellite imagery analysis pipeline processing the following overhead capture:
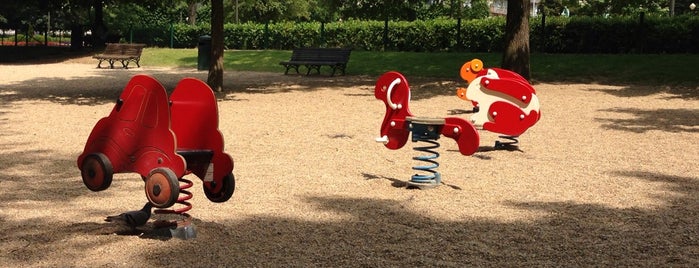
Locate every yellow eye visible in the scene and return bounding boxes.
[470,59,483,72]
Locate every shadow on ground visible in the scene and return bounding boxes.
[0,66,468,106]
[1,150,697,266]
[590,85,699,100]
[3,71,696,110]
[596,108,699,133]
[0,46,96,64]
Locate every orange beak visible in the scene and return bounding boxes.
[459,58,484,84]
[456,87,469,101]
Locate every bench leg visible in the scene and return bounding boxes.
[305,65,321,76]
[335,65,346,76]
[283,65,300,75]
[107,59,116,69]
[96,59,104,68]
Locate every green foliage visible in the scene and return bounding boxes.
[229,0,324,22]
[124,15,697,54]
[531,14,699,53]
[532,16,640,53]
[223,22,263,49]
[128,18,503,52]
[465,0,491,19]
[139,47,699,86]
[544,0,671,17]
[172,23,210,47]
[643,15,699,53]
[461,17,505,52]
[338,0,421,21]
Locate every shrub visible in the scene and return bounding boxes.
[125,15,698,53]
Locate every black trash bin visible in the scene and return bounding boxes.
[197,35,211,71]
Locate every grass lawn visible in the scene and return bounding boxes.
[1,46,697,86]
[141,48,699,86]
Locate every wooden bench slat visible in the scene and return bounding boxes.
[279,48,351,76]
[93,43,146,69]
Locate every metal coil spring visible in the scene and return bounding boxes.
[411,139,441,185]
[155,177,193,219]
[495,135,519,149]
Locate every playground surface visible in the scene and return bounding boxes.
[0,61,697,266]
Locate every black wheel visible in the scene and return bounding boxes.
[80,153,113,191]
[144,168,179,208]
[204,173,235,203]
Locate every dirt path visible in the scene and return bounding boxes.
[0,62,697,267]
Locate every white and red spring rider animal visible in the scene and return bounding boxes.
[375,60,541,189]
[456,59,541,148]
[375,71,480,189]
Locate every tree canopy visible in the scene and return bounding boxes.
[538,0,696,17]
[2,0,688,34]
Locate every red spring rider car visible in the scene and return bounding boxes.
[77,75,235,208]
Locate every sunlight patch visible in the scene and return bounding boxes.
[0,90,19,96]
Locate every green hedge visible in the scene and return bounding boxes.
[127,15,698,53]
[530,15,699,53]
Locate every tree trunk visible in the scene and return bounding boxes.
[670,0,675,16]
[208,0,224,92]
[92,0,109,47]
[70,24,83,51]
[188,1,198,25]
[501,0,531,80]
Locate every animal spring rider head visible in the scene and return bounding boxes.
[456,59,541,148]
[375,71,479,189]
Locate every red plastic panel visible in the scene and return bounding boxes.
[77,75,186,178]
[488,68,532,91]
[375,71,414,150]
[169,78,234,192]
[442,117,480,156]
[480,75,535,105]
[483,101,540,137]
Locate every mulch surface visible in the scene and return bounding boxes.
[0,62,697,267]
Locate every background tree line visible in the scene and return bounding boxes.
[109,16,696,53]
[2,0,695,40]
